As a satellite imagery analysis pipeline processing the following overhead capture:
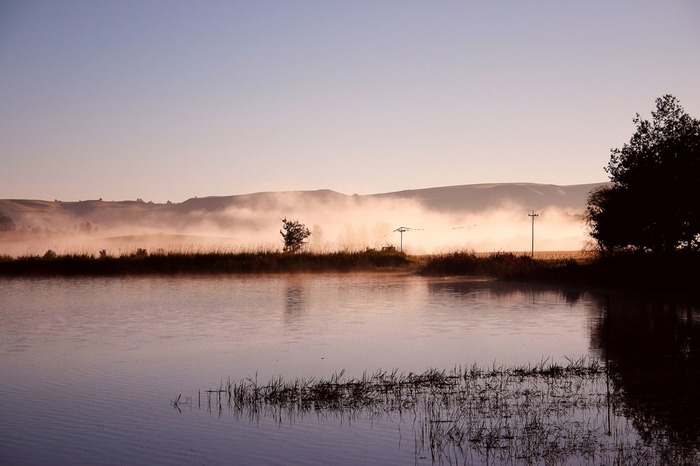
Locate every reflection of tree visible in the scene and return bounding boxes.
[284,281,305,322]
[591,295,700,458]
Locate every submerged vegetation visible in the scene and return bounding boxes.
[178,358,699,465]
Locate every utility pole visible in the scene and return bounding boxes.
[528,211,539,257]
[393,226,421,252]
[394,227,409,252]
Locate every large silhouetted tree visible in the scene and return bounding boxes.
[280,218,311,253]
[587,95,700,253]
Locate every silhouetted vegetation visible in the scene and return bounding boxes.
[587,95,700,254]
[0,248,414,275]
[411,97,700,293]
[419,250,700,294]
[181,358,699,465]
[280,218,311,253]
[419,251,575,280]
[1,248,699,294]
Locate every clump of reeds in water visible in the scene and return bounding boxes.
[190,357,698,465]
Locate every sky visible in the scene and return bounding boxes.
[2,1,699,203]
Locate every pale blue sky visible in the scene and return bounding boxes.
[2,1,699,202]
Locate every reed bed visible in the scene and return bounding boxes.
[0,248,415,275]
[184,358,698,465]
[3,246,699,294]
[419,251,578,281]
[419,250,700,293]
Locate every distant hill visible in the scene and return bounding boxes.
[0,182,608,254]
[0,182,605,227]
[372,182,603,213]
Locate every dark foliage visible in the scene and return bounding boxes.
[587,95,700,253]
[420,251,573,281]
[0,249,413,276]
[419,250,700,294]
[280,218,311,253]
[2,248,698,294]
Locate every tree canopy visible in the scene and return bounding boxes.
[587,95,700,253]
[280,218,311,253]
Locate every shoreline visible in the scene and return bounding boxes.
[1,249,698,296]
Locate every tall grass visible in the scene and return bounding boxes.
[419,251,577,280]
[2,247,698,294]
[0,248,416,275]
[419,249,700,293]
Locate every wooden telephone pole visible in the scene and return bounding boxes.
[528,211,539,257]
[393,226,421,252]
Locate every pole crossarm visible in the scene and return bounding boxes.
[393,226,422,252]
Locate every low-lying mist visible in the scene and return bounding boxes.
[0,190,592,257]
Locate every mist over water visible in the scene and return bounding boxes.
[211,193,588,253]
[1,193,589,256]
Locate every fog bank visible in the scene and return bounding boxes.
[0,183,601,256]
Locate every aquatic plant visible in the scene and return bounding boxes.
[191,358,699,465]
[169,394,191,413]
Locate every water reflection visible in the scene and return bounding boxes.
[284,279,306,322]
[426,278,588,305]
[591,294,700,461]
[6,275,698,464]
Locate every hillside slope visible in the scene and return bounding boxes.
[0,182,606,254]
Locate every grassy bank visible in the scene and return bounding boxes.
[420,250,700,294]
[0,248,418,275]
[1,248,697,294]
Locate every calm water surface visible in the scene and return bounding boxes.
[1,274,695,464]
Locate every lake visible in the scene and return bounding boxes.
[1,274,698,464]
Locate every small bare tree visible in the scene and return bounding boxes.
[280,218,311,253]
